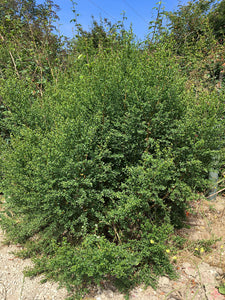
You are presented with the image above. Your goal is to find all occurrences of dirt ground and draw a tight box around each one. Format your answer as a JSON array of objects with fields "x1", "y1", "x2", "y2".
[{"x1": 0, "y1": 196, "x2": 225, "y2": 300}]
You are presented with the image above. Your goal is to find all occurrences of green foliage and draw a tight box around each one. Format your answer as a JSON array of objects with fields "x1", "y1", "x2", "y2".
[
  {"x1": 192, "y1": 239, "x2": 219, "y2": 256},
  {"x1": 166, "y1": 0, "x2": 225, "y2": 88},
  {"x1": 208, "y1": 0, "x2": 225, "y2": 42},
  {"x1": 24, "y1": 224, "x2": 175, "y2": 299},
  {"x1": 25, "y1": 236, "x2": 141, "y2": 296},
  {"x1": 168, "y1": 0, "x2": 214, "y2": 52},
  {"x1": 1, "y1": 40, "x2": 224, "y2": 297},
  {"x1": 0, "y1": 1, "x2": 225, "y2": 299},
  {"x1": 218, "y1": 283, "x2": 225, "y2": 295},
  {"x1": 0, "y1": 0, "x2": 62, "y2": 84}
]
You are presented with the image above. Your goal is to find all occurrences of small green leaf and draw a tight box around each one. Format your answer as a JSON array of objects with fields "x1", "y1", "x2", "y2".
[{"x1": 219, "y1": 285, "x2": 225, "y2": 295}]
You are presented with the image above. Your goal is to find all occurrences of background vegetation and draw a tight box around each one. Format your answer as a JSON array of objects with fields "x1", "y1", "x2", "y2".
[{"x1": 0, "y1": 0, "x2": 225, "y2": 299}]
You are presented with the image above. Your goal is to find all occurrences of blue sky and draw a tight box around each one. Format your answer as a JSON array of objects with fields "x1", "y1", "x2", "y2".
[{"x1": 36, "y1": 0, "x2": 188, "y2": 40}]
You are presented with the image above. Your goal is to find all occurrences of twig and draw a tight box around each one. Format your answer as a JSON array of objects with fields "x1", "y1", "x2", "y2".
[
  {"x1": 112, "y1": 223, "x2": 121, "y2": 244},
  {"x1": 151, "y1": 1, "x2": 162, "y2": 43},
  {"x1": 0, "y1": 33, "x2": 20, "y2": 78},
  {"x1": 9, "y1": 51, "x2": 20, "y2": 78},
  {"x1": 206, "y1": 187, "x2": 225, "y2": 199}
]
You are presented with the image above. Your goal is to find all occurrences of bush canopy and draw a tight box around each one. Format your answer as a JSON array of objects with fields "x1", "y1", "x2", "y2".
[{"x1": 0, "y1": 0, "x2": 225, "y2": 299}]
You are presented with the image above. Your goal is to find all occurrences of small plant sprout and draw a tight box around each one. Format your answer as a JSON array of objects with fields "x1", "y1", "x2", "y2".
[{"x1": 172, "y1": 256, "x2": 177, "y2": 262}]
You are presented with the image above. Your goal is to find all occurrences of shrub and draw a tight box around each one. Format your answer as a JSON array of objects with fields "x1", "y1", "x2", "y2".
[{"x1": 0, "y1": 39, "x2": 224, "y2": 298}]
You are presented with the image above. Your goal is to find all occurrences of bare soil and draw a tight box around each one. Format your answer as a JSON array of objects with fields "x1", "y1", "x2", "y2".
[{"x1": 0, "y1": 196, "x2": 225, "y2": 300}]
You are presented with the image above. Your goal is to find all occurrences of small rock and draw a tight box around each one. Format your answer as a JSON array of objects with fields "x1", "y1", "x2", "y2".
[
  {"x1": 158, "y1": 276, "x2": 170, "y2": 286},
  {"x1": 158, "y1": 276, "x2": 172, "y2": 294}
]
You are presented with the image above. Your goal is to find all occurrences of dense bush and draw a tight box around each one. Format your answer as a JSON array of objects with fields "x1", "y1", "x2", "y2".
[
  {"x1": 0, "y1": 1, "x2": 225, "y2": 299},
  {"x1": 0, "y1": 38, "x2": 224, "y2": 298}
]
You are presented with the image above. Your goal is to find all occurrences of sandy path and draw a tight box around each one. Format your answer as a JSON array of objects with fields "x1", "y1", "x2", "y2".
[{"x1": 0, "y1": 229, "x2": 68, "y2": 300}]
